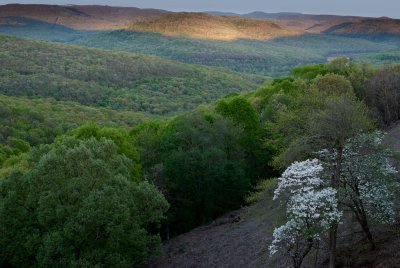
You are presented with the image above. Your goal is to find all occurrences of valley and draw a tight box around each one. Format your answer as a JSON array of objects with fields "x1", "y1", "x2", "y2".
[
  {"x1": 0, "y1": 35, "x2": 265, "y2": 115},
  {"x1": 1, "y1": 5, "x2": 400, "y2": 78},
  {"x1": 0, "y1": 3, "x2": 399, "y2": 268}
]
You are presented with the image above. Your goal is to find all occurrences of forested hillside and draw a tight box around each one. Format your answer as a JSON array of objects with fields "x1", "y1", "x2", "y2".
[
  {"x1": 1, "y1": 57, "x2": 400, "y2": 267},
  {"x1": 0, "y1": 35, "x2": 265, "y2": 114},
  {"x1": 0, "y1": 94, "x2": 151, "y2": 143},
  {"x1": 0, "y1": 4, "x2": 166, "y2": 30},
  {"x1": 128, "y1": 12, "x2": 299, "y2": 41},
  {"x1": 1, "y1": 24, "x2": 398, "y2": 77},
  {"x1": 1, "y1": 5, "x2": 400, "y2": 77},
  {"x1": 324, "y1": 17, "x2": 400, "y2": 36},
  {"x1": 0, "y1": 94, "x2": 154, "y2": 175},
  {"x1": 149, "y1": 59, "x2": 400, "y2": 267},
  {"x1": 73, "y1": 32, "x2": 400, "y2": 76},
  {"x1": 208, "y1": 11, "x2": 364, "y2": 33},
  {"x1": 0, "y1": 4, "x2": 399, "y2": 267}
]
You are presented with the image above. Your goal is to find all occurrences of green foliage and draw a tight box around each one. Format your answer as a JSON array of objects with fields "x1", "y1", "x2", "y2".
[
  {"x1": 0, "y1": 35, "x2": 265, "y2": 115},
  {"x1": 0, "y1": 137, "x2": 169, "y2": 267},
  {"x1": 216, "y1": 96, "x2": 277, "y2": 182},
  {"x1": 69, "y1": 124, "x2": 141, "y2": 181},
  {"x1": 1, "y1": 22, "x2": 400, "y2": 266},
  {"x1": 253, "y1": 78, "x2": 305, "y2": 113},
  {"x1": 245, "y1": 178, "x2": 278, "y2": 204},
  {"x1": 71, "y1": 32, "x2": 398, "y2": 77},
  {"x1": 8, "y1": 138, "x2": 30, "y2": 154},
  {"x1": 310, "y1": 73, "x2": 355, "y2": 98},
  {"x1": 291, "y1": 64, "x2": 328, "y2": 80},
  {"x1": 309, "y1": 97, "x2": 373, "y2": 149},
  {"x1": 0, "y1": 94, "x2": 150, "y2": 169},
  {"x1": 130, "y1": 121, "x2": 167, "y2": 187},
  {"x1": 353, "y1": 49, "x2": 400, "y2": 65},
  {"x1": 216, "y1": 96, "x2": 259, "y2": 133},
  {"x1": 2, "y1": 20, "x2": 399, "y2": 77},
  {"x1": 160, "y1": 113, "x2": 250, "y2": 233},
  {"x1": 256, "y1": 70, "x2": 374, "y2": 168}
]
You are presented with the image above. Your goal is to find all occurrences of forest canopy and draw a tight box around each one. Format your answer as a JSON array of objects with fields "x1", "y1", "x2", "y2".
[{"x1": 1, "y1": 53, "x2": 400, "y2": 267}]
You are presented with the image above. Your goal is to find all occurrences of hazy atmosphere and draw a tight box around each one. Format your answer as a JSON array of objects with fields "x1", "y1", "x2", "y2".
[{"x1": 0, "y1": 0, "x2": 399, "y2": 17}]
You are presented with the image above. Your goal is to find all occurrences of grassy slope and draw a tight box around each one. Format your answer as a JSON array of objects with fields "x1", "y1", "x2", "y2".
[{"x1": 0, "y1": 35, "x2": 266, "y2": 115}]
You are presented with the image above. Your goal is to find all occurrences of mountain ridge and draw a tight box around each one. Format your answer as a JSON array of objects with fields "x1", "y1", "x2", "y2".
[
  {"x1": 127, "y1": 12, "x2": 301, "y2": 41},
  {"x1": 324, "y1": 17, "x2": 400, "y2": 36},
  {"x1": 0, "y1": 4, "x2": 167, "y2": 30}
]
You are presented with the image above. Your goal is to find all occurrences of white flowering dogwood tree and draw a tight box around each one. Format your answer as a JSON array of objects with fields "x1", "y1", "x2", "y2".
[
  {"x1": 319, "y1": 131, "x2": 397, "y2": 248},
  {"x1": 270, "y1": 159, "x2": 341, "y2": 268}
]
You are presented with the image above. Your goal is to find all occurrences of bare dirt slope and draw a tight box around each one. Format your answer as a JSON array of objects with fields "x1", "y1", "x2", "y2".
[
  {"x1": 385, "y1": 122, "x2": 400, "y2": 151},
  {"x1": 148, "y1": 200, "x2": 282, "y2": 268},
  {"x1": 150, "y1": 200, "x2": 399, "y2": 267}
]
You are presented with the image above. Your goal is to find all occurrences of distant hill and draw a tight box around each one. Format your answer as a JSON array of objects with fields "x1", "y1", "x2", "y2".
[
  {"x1": 1, "y1": 4, "x2": 398, "y2": 38},
  {"x1": 244, "y1": 13, "x2": 364, "y2": 33},
  {"x1": 0, "y1": 4, "x2": 166, "y2": 30},
  {"x1": 0, "y1": 35, "x2": 266, "y2": 115},
  {"x1": 208, "y1": 11, "x2": 365, "y2": 33},
  {"x1": 128, "y1": 12, "x2": 301, "y2": 41},
  {"x1": 324, "y1": 17, "x2": 400, "y2": 36},
  {"x1": 0, "y1": 4, "x2": 399, "y2": 78}
]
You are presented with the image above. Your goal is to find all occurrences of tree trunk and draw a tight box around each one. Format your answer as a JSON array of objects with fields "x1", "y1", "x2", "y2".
[
  {"x1": 329, "y1": 146, "x2": 343, "y2": 268},
  {"x1": 352, "y1": 193, "x2": 376, "y2": 250},
  {"x1": 360, "y1": 217, "x2": 375, "y2": 250},
  {"x1": 329, "y1": 224, "x2": 337, "y2": 268}
]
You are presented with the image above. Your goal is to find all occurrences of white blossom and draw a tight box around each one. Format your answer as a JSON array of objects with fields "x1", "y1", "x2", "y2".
[
  {"x1": 270, "y1": 159, "x2": 341, "y2": 261},
  {"x1": 274, "y1": 159, "x2": 324, "y2": 200},
  {"x1": 322, "y1": 131, "x2": 397, "y2": 225}
]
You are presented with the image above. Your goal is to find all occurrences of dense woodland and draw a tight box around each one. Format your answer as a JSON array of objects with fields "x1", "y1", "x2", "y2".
[
  {"x1": 1, "y1": 18, "x2": 400, "y2": 77},
  {"x1": 1, "y1": 31, "x2": 400, "y2": 266},
  {"x1": 0, "y1": 35, "x2": 264, "y2": 115},
  {"x1": 0, "y1": 9, "x2": 400, "y2": 265}
]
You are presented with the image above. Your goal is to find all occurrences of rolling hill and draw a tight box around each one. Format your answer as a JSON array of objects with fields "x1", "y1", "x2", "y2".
[
  {"x1": 0, "y1": 23, "x2": 395, "y2": 77},
  {"x1": 208, "y1": 11, "x2": 365, "y2": 33},
  {"x1": 0, "y1": 4, "x2": 399, "y2": 78},
  {"x1": 70, "y1": 32, "x2": 396, "y2": 76},
  {"x1": 324, "y1": 17, "x2": 400, "y2": 36},
  {"x1": 128, "y1": 12, "x2": 301, "y2": 41},
  {"x1": 0, "y1": 4, "x2": 166, "y2": 30},
  {"x1": 209, "y1": 11, "x2": 400, "y2": 37},
  {"x1": 0, "y1": 35, "x2": 266, "y2": 115},
  {"x1": 1, "y1": 4, "x2": 399, "y2": 38}
]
